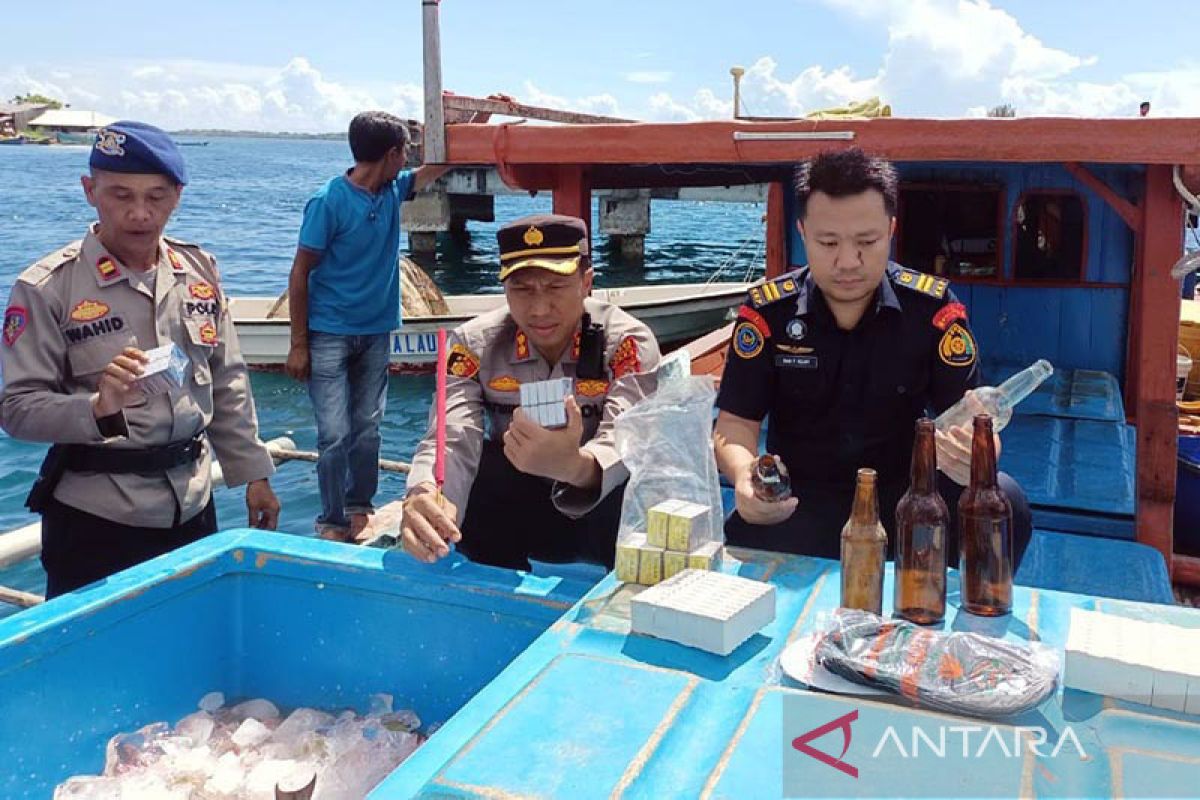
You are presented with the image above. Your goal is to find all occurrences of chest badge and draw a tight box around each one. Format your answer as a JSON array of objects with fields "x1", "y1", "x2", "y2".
[
  {"x1": 189, "y1": 282, "x2": 216, "y2": 300},
  {"x1": 575, "y1": 378, "x2": 609, "y2": 397},
  {"x1": 488, "y1": 375, "x2": 520, "y2": 392},
  {"x1": 70, "y1": 299, "x2": 110, "y2": 322},
  {"x1": 198, "y1": 321, "x2": 219, "y2": 345},
  {"x1": 785, "y1": 318, "x2": 807, "y2": 340}
]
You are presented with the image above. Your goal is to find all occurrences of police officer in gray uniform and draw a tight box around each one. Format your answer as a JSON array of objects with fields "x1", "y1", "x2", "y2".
[
  {"x1": 0, "y1": 121, "x2": 280, "y2": 597},
  {"x1": 403, "y1": 214, "x2": 660, "y2": 569}
]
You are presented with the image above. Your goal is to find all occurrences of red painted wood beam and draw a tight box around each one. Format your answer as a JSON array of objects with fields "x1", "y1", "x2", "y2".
[
  {"x1": 1175, "y1": 554, "x2": 1200, "y2": 588},
  {"x1": 552, "y1": 166, "x2": 592, "y2": 236},
  {"x1": 766, "y1": 182, "x2": 788, "y2": 279},
  {"x1": 446, "y1": 119, "x2": 1200, "y2": 168},
  {"x1": 1133, "y1": 164, "x2": 1184, "y2": 572},
  {"x1": 1064, "y1": 162, "x2": 1139, "y2": 230}
]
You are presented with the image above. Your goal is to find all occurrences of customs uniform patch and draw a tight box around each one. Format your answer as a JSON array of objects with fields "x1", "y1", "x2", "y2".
[
  {"x1": 733, "y1": 321, "x2": 765, "y2": 359},
  {"x1": 785, "y1": 318, "x2": 806, "y2": 341},
  {"x1": 736, "y1": 305, "x2": 770, "y2": 337},
  {"x1": 938, "y1": 322, "x2": 977, "y2": 367},
  {"x1": 447, "y1": 343, "x2": 481, "y2": 379}
]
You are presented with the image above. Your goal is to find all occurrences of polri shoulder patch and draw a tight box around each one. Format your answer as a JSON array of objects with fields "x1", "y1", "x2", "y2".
[
  {"x1": 747, "y1": 273, "x2": 802, "y2": 309},
  {"x1": 894, "y1": 267, "x2": 949, "y2": 300},
  {"x1": 446, "y1": 342, "x2": 481, "y2": 379}
]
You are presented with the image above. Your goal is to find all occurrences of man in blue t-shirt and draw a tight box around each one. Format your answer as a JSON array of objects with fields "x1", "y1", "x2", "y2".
[{"x1": 285, "y1": 110, "x2": 445, "y2": 540}]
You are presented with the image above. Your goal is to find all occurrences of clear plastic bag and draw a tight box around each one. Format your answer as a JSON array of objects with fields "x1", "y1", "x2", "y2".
[
  {"x1": 613, "y1": 375, "x2": 724, "y2": 547},
  {"x1": 812, "y1": 608, "x2": 1060, "y2": 718}
]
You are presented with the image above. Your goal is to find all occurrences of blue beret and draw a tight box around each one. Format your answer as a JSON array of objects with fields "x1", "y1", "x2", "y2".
[{"x1": 89, "y1": 120, "x2": 188, "y2": 185}]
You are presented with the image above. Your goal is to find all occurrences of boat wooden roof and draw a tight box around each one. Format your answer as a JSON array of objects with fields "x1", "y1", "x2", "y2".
[{"x1": 446, "y1": 117, "x2": 1200, "y2": 171}]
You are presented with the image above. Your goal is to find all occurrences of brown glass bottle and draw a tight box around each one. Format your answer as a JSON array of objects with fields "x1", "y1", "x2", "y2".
[
  {"x1": 840, "y1": 468, "x2": 888, "y2": 614},
  {"x1": 959, "y1": 414, "x2": 1014, "y2": 616},
  {"x1": 894, "y1": 419, "x2": 949, "y2": 624}
]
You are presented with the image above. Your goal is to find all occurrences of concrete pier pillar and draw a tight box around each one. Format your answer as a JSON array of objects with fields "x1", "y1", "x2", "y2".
[{"x1": 600, "y1": 190, "x2": 650, "y2": 265}]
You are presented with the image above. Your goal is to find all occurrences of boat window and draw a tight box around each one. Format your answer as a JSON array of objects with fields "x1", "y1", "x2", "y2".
[
  {"x1": 1013, "y1": 193, "x2": 1086, "y2": 281},
  {"x1": 897, "y1": 187, "x2": 1001, "y2": 280}
]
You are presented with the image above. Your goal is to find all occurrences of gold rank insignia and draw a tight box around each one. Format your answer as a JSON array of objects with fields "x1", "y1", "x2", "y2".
[
  {"x1": 95, "y1": 256, "x2": 119, "y2": 282},
  {"x1": 748, "y1": 273, "x2": 803, "y2": 309},
  {"x1": 895, "y1": 267, "x2": 948, "y2": 299},
  {"x1": 523, "y1": 226, "x2": 544, "y2": 247}
]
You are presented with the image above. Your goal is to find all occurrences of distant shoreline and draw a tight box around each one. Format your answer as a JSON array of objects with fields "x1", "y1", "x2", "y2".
[{"x1": 170, "y1": 129, "x2": 346, "y2": 141}]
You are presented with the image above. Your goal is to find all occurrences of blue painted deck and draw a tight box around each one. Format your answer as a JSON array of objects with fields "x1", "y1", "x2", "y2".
[
  {"x1": 386, "y1": 545, "x2": 1200, "y2": 799},
  {"x1": 2, "y1": 531, "x2": 1192, "y2": 798}
]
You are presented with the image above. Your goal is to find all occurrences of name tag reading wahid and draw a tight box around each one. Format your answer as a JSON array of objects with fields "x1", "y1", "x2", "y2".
[{"x1": 135, "y1": 344, "x2": 190, "y2": 395}]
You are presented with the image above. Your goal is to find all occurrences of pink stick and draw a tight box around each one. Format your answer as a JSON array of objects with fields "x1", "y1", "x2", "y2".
[{"x1": 435, "y1": 328, "x2": 448, "y2": 488}]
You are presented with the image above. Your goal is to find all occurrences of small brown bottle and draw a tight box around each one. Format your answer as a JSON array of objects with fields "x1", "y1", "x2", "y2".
[
  {"x1": 894, "y1": 419, "x2": 949, "y2": 624},
  {"x1": 959, "y1": 414, "x2": 1014, "y2": 616},
  {"x1": 751, "y1": 454, "x2": 792, "y2": 502},
  {"x1": 840, "y1": 468, "x2": 888, "y2": 614}
]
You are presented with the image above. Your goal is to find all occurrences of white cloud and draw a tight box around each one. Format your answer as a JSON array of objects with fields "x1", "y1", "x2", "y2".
[
  {"x1": 624, "y1": 71, "x2": 673, "y2": 84},
  {"x1": 0, "y1": 58, "x2": 422, "y2": 132},
  {"x1": 519, "y1": 81, "x2": 624, "y2": 119}
]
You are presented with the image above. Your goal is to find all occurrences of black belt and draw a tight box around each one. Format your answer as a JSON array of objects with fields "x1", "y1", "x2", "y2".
[{"x1": 63, "y1": 433, "x2": 206, "y2": 475}]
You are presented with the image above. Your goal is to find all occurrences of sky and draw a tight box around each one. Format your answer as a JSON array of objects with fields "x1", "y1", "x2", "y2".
[{"x1": 3, "y1": 0, "x2": 1199, "y2": 132}]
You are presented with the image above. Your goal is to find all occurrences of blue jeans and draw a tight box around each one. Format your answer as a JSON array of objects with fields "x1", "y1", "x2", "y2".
[{"x1": 308, "y1": 331, "x2": 390, "y2": 532}]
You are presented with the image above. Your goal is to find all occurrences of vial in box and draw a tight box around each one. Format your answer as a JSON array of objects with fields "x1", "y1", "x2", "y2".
[
  {"x1": 615, "y1": 534, "x2": 644, "y2": 583},
  {"x1": 136, "y1": 343, "x2": 190, "y2": 396},
  {"x1": 687, "y1": 541, "x2": 723, "y2": 571},
  {"x1": 646, "y1": 500, "x2": 680, "y2": 548},
  {"x1": 663, "y1": 550, "x2": 687, "y2": 580},
  {"x1": 637, "y1": 544, "x2": 664, "y2": 585},
  {"x1": 668, "y1": 502, "x2": 709, "y2": 552}
]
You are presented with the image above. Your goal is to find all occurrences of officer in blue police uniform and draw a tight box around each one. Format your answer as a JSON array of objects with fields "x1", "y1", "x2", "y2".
[{"x1": 713, "y1": 149, "x2": 1032, "y2": 563}]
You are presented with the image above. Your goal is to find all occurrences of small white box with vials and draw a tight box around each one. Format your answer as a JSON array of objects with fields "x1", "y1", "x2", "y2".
[
  {"x1": 630, "y1": 569, "x2": 775, "y2": 656},
  {"x1": 519, "y1": 377, "x2": 573, "y2": 429},
  {"x1": 135, "y1": 343, "x2": 190, "y2": 396}
]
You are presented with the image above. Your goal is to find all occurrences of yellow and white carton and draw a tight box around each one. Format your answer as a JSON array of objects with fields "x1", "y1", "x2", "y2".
[
  {"x1": 646, "y1": 500, "x2": 682, "y2": 549},
  {"x1": 687, "y1": 541, "x2": 724, "y2": 572},
  {"x1": 668, "y1": 501, "x2": 710, "y2": 552},
  {"x1": 637, "y1": 543, "x2": 665, "y2": 585},
  {"x1": 663, "y1": 550, "x2": 688, "y2": 581},
  {"x1": 616, "y1": 533, "x2": 645, "y2": 583}
]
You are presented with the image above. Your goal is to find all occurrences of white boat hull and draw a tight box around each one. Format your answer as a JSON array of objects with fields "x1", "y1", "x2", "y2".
[{"x1": 231, "y1": 282, "x2": 750, "y2": 372}]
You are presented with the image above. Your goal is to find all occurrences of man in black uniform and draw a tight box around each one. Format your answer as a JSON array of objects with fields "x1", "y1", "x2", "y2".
[{"x1": 713, "y1": 148, "x2": 1032, "y2": 563}]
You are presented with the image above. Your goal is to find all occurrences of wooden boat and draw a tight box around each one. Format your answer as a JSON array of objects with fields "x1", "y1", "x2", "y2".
[{"x1": 231, "y1": 281, "x2": 751, "y2": 371}]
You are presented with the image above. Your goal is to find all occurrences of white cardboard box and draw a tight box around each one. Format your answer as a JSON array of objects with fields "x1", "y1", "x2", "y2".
[{"x1": 630, "y1": 569, "x2": 776, "y2": 656}]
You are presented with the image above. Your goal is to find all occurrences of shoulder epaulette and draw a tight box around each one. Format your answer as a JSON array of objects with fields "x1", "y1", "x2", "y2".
[
  {"x1": 18, "y1": 242, "x2": 81, "y2": 286},
  {"x1": 163, "y1": 234, "x2": 198, "y2": 249},
  {"x1": 893, "y1": 267, "x2": 949, "y2": 300},
  {"x1": 748, "y1": 273, "x2": 803, "y2": 309}
]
